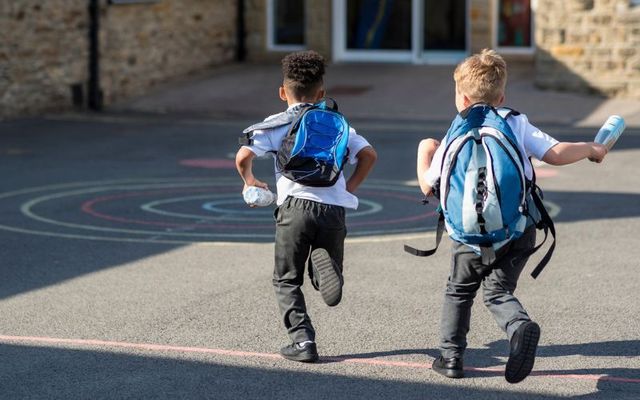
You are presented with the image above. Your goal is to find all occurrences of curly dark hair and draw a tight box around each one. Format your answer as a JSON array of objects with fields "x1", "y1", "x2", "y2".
[{"x1": 281, "y1": 50, "x2": 326, "y2": 100}]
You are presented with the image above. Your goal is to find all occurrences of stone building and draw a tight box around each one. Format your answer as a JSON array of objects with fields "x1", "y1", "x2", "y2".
[
  {"x1": 535, "y1": 0, "x2": 640, "y2": 98},
  {"x1": 1, "y1": 0, "x2": 237, "y2": 119},
  {"x1": 247, "y1": 0, "x2": 640, "y2": 98},
  {"x1": 1, "y1": 0, "x2": 639, "y2": 119}
]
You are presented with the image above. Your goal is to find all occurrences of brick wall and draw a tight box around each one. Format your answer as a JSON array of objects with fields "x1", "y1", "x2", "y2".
[
  {"x1": 1, "y1": 0, "x2": 237, "y2": 119},
  {"x1": 535, "y1": 0, "x2": 640, "y2": 98}
]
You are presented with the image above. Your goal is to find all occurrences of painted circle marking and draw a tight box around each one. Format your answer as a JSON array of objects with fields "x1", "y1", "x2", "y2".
[{"x1": 0, "y1": 178, "x2": 443, "y2": 243}]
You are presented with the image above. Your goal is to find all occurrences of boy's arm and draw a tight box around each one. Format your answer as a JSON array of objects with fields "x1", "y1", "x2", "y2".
[
  {"x1": 346, "y1": 146, "x2": 377, "y2": 193},
  {"x1": 417, "y1": 139, "x2": 440, "y2": 196},
  {"x1": 235, "y1": 147, "x2": 269, "y2": 191},
  {"x1": 542, "y1": 142, "x2": 608, "y2": 165}
]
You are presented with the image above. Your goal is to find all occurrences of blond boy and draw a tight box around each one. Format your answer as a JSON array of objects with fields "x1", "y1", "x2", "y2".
[{"x1": 417, "y1": 49, "x2": 607, "y2": 382}]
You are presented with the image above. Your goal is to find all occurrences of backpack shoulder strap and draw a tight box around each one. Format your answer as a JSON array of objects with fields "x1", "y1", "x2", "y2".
[
  {"x1": 239, "y1": 104, "x2": 311, "y2": 145},
  {"x1": 497, "y1": 107, "x2": 521, "y2": 120},
  {"x1": 318, "y1": 97, "x2": 339, "y2": 111},
  {"x1": 512, "y1": 186, "x2": 556, "y2": 278}
]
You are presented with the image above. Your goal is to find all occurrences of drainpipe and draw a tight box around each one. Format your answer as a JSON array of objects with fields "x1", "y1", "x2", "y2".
[
  {"x1": 236, "y1": 0, "x2": 246, "y2": 62},
  {"x1": 88, "y1": 0, "x2": 103, "y2": 110}
]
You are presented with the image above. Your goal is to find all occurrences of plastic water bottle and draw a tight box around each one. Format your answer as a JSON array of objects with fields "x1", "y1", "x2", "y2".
[
  {"x1": 243, "y1": 186, "x2": 276, "y2": 207},
  {"x1": 595, "y1": 115, "x2": 625, "y2": 150}
]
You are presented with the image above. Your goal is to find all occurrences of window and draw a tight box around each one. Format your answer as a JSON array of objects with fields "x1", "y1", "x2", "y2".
[
  {"x1": 267, "y1": 0, "x2": 306, "y2": 50},
  {"x1": 495, "y1": 0, "x2": 534, "y2": 53},
  {"x1": 346, "y1": 0, "x2": 412, "y2": 50}
]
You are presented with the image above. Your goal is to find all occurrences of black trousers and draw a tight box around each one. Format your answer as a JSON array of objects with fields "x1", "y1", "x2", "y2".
[
  {"x1": 440, "y1": 225, "x2": 537, "y2": 359},
  {"x1": 273, "y1": 196, "x2": 346, "y2": 343}
]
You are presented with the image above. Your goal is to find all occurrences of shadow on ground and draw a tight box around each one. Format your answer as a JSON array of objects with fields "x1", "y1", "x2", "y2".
[{"x1": 1, "y1": 343, "x2": 637, "y2": 400}]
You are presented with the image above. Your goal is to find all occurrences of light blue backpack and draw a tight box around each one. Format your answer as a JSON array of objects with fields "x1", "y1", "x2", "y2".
[{"x1": 405, "y1": 104, "x2": 555, "y2": 278}]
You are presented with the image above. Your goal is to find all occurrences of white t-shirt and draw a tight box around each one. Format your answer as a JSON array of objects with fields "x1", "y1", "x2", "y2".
[
  {"x1": 423, "y1": 112, "x2": 559, "y2": 186},
  {"x1": 243, "y1": 105, "x2": 371, "y2": 209}
]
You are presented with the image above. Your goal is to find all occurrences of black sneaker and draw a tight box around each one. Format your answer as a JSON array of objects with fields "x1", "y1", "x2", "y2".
[
  {"x1": 505, "y1": 321, "x2": 541, "y2": 384},
  {"x1": 280, "y1": 342, "x2": 319, "y2": 363},
  {"x1": 310, "y1": 248, "x2": 343, "y2": 307},
  {"x1": 432, "y1": 356, "x2": 464, "y2": 379}
]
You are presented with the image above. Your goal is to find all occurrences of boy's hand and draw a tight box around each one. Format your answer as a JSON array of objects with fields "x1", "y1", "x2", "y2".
[
  {"x1": 243, "y1": 178, "x2": 269, "y2": 193},
  {"x1": 242, "y1": 178, "x2": 269, "y2": 209},
  {"x1": 422, "y1": 184, "x2": 434, "y2": 197},
  {"x1": 588, "y1": 143, "x2": 608, "y2": 163}
]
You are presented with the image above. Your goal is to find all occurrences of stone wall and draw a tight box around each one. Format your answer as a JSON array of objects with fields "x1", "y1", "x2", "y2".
[
  {"x1": 102, "y1": 0, "x2": 236, "y2": 104},
  {"x1": 0, "y1": 1, "x2": 89, "y2": 118},
  {"x1": 470, "y1": 0, "x2": 493, "y2": 52},
  {"x1": 535, "y1": 0, "x2": 640, "y2": 98},
  {"x1": 245, "y1": 0, "x2": 332, "y2": 63},
  {"x1": 1, "y1": 0, "x2": 237, "y2": 119}
]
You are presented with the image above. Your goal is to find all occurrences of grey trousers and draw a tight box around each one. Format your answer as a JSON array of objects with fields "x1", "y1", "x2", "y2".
[
  {"x1": 440, "y1": 225, "x2": 537, "y2": 359},
  {"x1": 273, "y1": 196, "x2": 346, "y2": 343}
]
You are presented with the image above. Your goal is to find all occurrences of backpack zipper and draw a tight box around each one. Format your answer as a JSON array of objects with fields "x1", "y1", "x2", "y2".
[{"x1": 481, "y1": 133, "x2": 526, "y2": 208}]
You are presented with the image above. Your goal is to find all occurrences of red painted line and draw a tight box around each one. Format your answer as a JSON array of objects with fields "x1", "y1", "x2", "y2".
[
  {"x1": 0, "y1": 335, "x2": 638, "y2": 384},
  {"x1": 0, "y1": 335, "x2": 280, "y2": 360},
  {"x1": 80, "y1": 188, "x2": 273, "y2": 230}
]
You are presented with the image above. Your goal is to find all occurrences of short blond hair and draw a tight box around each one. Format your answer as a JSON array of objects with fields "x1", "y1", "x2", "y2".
[{"x1": 454, "y1": 49, "x2": 507, "y2": 105}]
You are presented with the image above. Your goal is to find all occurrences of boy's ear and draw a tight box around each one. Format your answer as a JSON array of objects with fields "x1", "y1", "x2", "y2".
[
  {"x1": 317, "y1": 88, "x2": 326, "y2": 100},
  {"x1": 463, "y1": 93, "x2": 473, "y2": 108},
  {"x1": 279, "y1": 86, "x2": 288, "y2": 102}
]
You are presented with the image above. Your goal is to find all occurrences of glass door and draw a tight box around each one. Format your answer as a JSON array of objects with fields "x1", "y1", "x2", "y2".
[
  {"x1": 422, "y1": 0, "x2": 467, "y2": 64},
  {"x1": 334, "y1": 0, "x2": 413, "y2": 62},
  {"x1": 333, "y1": 0, "x2": 468, "y2": 64},
  {"x1": 493, "y1": 0, "x2": 534, "y2": 54},
  {"x1": 267, "y1": 0, "x2": 306, "y2": 51}
]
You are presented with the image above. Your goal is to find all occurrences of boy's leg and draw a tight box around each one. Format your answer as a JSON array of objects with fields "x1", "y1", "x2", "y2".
[
  {"x1": 439, "y1": 242, "x2": 485, "y2": 360},
  {"x1": 313, "y1": 204, "x2": 346, "y2": 267},
  {"x1": 309, "y1": 203, "x2": 346, "y2": 306},
  {"x1": 273, "y1": 197, "x2": 317, "y2": 344},
  {"x1": 481, "y1": 226, "x2": 536, "y2": 339},
  {"x1": 482, "y1": 225, "x2": 540, "y2": 383}
]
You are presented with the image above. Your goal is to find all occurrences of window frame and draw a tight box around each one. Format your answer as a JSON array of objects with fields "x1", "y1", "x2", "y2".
[{"x1": 266, "y1": 0, "x2": 307, "y2": 51}]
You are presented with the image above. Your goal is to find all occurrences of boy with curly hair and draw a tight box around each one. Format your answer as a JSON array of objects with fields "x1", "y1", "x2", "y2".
[{"x1": 236, "y1": 50, "x2": 377, "y2": 362}]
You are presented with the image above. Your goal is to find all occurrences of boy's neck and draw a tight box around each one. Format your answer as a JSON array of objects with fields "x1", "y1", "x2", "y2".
[{"x1": 287, "y1": 97, "x2": 317, "y2": 106}]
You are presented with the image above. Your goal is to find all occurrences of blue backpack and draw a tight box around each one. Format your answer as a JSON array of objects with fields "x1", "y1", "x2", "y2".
[
  {"x1": 276, "y1": 98, "x2": 350, "y2": 187},
  {"x1": 405, "y1": 104, "x2": 556, "y2": 279}
]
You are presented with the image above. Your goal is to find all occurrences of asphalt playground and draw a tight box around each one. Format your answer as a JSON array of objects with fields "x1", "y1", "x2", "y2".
[{"x1": 0, "y1": 63, "x2": 639, "y2": 399}]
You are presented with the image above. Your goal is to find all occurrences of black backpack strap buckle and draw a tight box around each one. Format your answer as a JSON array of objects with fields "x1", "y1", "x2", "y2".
[{"x1": 238, "y1": 132, "x2": 253, "y2": 146}]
